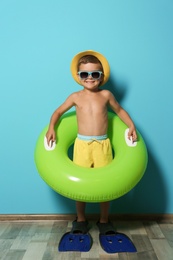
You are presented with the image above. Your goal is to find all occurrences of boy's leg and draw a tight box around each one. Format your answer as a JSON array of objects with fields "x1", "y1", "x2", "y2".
[
  {"x1": 93, "y1": 139, "x2": 112, "y2": 223},
  {"x1": 76, "y1": 201, "x2": 86, "y2": 222},
  {"x1": 99, "y1": 201, "x2": 110, "y2": 223}
]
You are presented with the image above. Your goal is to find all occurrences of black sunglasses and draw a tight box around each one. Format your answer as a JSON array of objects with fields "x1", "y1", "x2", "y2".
[{"x1": 78, "y1": 71, "x2": 103, "y2": 80}]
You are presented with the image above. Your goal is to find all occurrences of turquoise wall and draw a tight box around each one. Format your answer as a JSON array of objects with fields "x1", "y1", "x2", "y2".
[{"x1": 0, "y1": 0, "x2": 173, "y2": 214}]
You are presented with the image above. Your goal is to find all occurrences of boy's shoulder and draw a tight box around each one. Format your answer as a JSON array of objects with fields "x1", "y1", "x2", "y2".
[
  {"x1": 68, "y1": 90, "x2": 83, "y2": 100},
  {"x1": 100, "y1": 89, "x2": 112, "y2": 96},
  {"x1": 71, "y1": 90, "x2": 83, "y2": 96}
]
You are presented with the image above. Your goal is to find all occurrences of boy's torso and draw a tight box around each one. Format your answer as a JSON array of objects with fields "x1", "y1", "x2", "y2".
[{"x1": 74, "y1": 89, "x2": 109, "y2": 136}]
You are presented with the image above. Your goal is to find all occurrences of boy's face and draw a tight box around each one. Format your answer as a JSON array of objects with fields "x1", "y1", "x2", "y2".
[{"x1": 77, "y1": 63, "x2": 103, "y2": 91}]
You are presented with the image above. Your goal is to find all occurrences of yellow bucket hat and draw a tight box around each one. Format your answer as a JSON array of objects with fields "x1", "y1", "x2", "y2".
[{"x1": 70, "y1": 50, "x2": 110, "y2": 86}]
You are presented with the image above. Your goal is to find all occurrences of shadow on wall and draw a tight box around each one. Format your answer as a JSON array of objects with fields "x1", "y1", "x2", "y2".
[
  {"x1": 106, "y1": 77, "x2": 168, "y2": 214},
  {"x1": 49, "y1": 77, "x2": 167, "y2": 215},
  {"x1": 49, "y1": 190, "x2": 76, "y2": 214}
]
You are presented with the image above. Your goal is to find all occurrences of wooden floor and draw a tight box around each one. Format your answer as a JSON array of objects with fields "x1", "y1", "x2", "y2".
[{"x1": 0, "y1": 219, "x2": 173, "y2": 260}]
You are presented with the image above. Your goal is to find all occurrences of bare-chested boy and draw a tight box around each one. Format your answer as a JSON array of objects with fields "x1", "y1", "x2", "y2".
[{"x1": 46, "y1": 50, "x2": 137, "y2": 233}]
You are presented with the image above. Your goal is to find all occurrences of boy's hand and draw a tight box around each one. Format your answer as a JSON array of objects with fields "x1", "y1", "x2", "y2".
[
  {"x1": 128, "y1": 127, "x2": 137, "y2": 142},
  {"x1": 46, "y1": 129, "x2": 56, "y2": 147}
]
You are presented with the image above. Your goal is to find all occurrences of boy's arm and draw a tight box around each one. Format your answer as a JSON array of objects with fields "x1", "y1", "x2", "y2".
[
  {"x1": 46, "y1": 93, "x2": 76, "y2": 145},
  {"x1": 107, "y1": 91, "x2": 137, "y2": 141}
]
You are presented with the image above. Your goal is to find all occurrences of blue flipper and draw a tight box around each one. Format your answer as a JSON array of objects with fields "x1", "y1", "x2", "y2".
[
  {"x1": 58, "y1": 232, "x2": 92, "y2": 252},
  {"x1": 58, "y1": 220, "x2": 92, "y2": 252},
  {"x1": 97, "y1": 221, "x2": 136, "y2": 254},
  {"x1": 99, "y1": 232, "x2": 137, "y2": 254}
]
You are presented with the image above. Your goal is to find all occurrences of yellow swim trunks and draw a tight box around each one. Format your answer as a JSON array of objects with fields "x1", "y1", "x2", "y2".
[{"x1": 73, "y1": 134, "x2": 113, "y2": 168}]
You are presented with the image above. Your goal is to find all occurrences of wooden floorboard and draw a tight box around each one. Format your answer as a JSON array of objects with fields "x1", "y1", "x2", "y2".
[{"x1": 0, "y1": 220, "x2": 172, "y2": 260}]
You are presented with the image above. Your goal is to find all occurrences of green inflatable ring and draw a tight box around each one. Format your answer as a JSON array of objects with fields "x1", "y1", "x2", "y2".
[{"x1": 34, "y1": 111, "x2": 148, "y2": 202}]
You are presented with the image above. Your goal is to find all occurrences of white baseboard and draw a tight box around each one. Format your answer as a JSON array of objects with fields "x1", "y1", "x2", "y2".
[{"x1": 0, "y1": 214, "x2": 173, "y2": 221}]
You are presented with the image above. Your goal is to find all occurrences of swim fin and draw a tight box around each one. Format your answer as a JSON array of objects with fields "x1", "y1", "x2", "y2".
[
  {"x1": 99, "y1": 232, "x2": 137, "y2": 254},
  {"x1": 58, "y1": 232, "x2": 92, "y2": 252},
  {"x1": 97, "y1": 221, "x2": 136, "y2": 254},
  {"x1": 58, "y1": 219, "x2": 92, "y2": 252}
]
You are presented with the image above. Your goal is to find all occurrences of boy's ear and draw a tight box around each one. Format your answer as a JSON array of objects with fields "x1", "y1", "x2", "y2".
[
  {"x1": 77, "y1": 73, "x2": 81, "y2": 82},
  {"x1": 99, "y1": 74, "x2": 104, "y2": 86},
  {"x1": 100, "y1": 74, "x2": 104, "y2": 82}
]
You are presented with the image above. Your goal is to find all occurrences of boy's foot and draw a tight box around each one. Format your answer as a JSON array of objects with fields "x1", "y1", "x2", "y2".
[
  {"x1": 97, "y1": 220, "x2": 116, "y2": 235},
  {"x1": 58, "y1": 219, "x2": 92, "y2": 252},
  {"x1": 97, "y1": 221, "x2": 137, "y2": 254},
  {"x1": 71, "y1": 219, "x2": 89, "y2": 234}
]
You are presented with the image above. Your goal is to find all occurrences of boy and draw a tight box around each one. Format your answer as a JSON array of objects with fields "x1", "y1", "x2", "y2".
[{"x1": 46, "y1": 50, "x2": 137, "y2": 233}]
